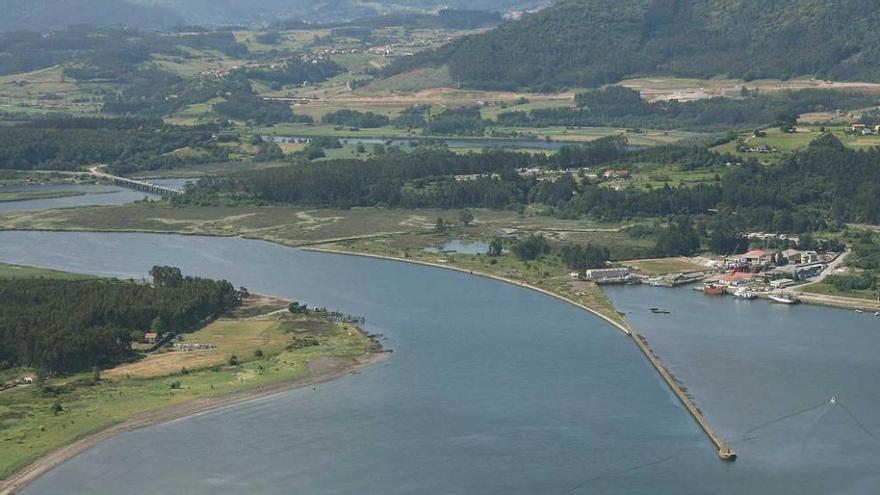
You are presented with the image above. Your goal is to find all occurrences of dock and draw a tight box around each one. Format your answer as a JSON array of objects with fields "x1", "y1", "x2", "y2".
[{"x1": 630, "y1": 331, "x2": 736, "y2": 460}]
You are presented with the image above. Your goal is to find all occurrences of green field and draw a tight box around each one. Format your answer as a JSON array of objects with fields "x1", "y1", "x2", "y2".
[
  {"x1": 799, "y1": 280, "x2": 880, "y2": 301},
  {"x1": 624, "y1": 257, "x2": 707, "y2": 275},
  {"x1": 0, "y1": 203, "x2": 640, "y2": 250},
  {"x1": 0, "y1": 263, "x2": 95, "y2": 280},
  {"x1": 0, "y1": 311, "x2": 378, "y2": 479},
  {"x1": 713, "y1": 125, "x2": 880, "y2": 159}
]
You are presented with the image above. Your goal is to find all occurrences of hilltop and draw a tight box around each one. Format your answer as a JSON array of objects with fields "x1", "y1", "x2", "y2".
[{"x1": 388, "y1": 0, "x2": 880, "y2": 90}]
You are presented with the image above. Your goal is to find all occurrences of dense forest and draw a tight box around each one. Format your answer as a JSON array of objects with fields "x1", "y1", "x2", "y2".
[
  {"x1": 0, "y1": 267, "x2": 240, "y2": 373},
  {"x1": 239, "y1": 58, "x2": 344, "y2": 87},
  {"x1": 213, "y1": 93, "x2": 312, "y2": 125},
  {"x1": 389, "y1": 0, "x2": 880, "y2": 90},
  {"x1": 0, "y1": 117, "x2": 228, "y2": 173},
  {"x1": 183, "y1": 133, "x2": 880, "y2": 233},
  {"x1": 322, "y1": 109, "x2": 390, "y2": 128}
]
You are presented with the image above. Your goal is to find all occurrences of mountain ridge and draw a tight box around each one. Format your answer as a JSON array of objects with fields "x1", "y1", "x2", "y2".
[{"x1": 388, "y1": 0, "x2": 880, "y2": 90}]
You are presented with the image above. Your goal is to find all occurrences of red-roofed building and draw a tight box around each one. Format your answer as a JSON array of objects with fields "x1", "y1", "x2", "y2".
[
  {"x1": 722, "y1": 271, "x2": 754, "y2": 286},
  {"x1": 143, "y1": 332, "x2": 159, "y2": 344},
  {"x1": 742, "y1": 249, "x2": 776, "y2": 265}
]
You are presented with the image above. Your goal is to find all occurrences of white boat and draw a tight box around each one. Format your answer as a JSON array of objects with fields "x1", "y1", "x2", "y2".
[
  {"x1": 732, "y1": 288, "x2": 756, "y2": 300},
  {"x1": 855, "y1": 310, "x2": 864, "y2": 314},
  {"x1": 875, "y1": 312, "x2": 880, "y2": 317},
  {"x1": 769, "y1": 293, "x2": 800, "y2": 304}
]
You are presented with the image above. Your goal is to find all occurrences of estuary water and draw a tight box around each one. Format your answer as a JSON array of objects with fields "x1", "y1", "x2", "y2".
[
  {"x1": 0, "y1": 231, "x2": 878, "y2": 494},
  {"x1": 0, "y1": 184, "x2": 156, "y2": 214}
]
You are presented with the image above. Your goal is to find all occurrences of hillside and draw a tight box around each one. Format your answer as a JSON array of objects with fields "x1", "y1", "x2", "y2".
[{"x1": 388, "y1": 0, "x2": 880, "y2": 90}]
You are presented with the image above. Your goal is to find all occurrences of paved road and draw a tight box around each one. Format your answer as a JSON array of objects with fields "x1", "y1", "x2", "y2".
[{"x1": 796, "y1": 249, "x2": 850, "y2": 288}]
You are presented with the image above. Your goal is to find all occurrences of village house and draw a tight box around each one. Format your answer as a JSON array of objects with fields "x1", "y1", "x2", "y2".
[
  {"x1": 722, "y1": 271, "x2": 754, "y2": 287},
  {"x1": 741, "y1": 249, "x2": 776, "y2": 265},
  {"x1": 603, "y1": 170, "x2": 631, "y2": 179},
  {"x1": 849, "y1": 124, "x2": 875, "y2": 135},
  {"x1": 769, "y1": 278, "x2": 796, "y2": 289},
  {"x1": 782, "y1": 248, "x2": 803, "y2": 264},
  {"x1": 143, "y1": 332, "x2": 159, "y2": 344},
  {"x1": 779, "y1": 249, "x2": 823, "y2": 266},
  {"x1": 801, "y1": 250, "x2": 819, "y2": 264},
  {"x1": 770, "y1": 262, "x2": 825, "y2": 281}
]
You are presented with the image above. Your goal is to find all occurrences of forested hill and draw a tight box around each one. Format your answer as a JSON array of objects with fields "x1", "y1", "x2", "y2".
[{"x1": 389, "y1": 0, "x2": 880, "y2": 90}]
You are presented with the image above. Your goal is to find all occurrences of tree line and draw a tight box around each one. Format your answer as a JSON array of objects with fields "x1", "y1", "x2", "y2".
[
  {"x1": 496, "y1": 87, "x2": 878, "y2": 131},
  {"x1": 182, "y1": 132, "x2": 880, "y2": 234},
  {"x1": 0, "y1": 118, "x2": 229, "y2": 173},
  {"x1": 0, "y1": 267, "x2": 240, "y2": 373}
]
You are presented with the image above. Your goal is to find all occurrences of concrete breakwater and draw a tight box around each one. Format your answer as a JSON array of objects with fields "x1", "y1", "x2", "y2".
[
  {"x1": 630, "y1": 332, "x2": 736, "y2": 460},
  {"x1": 304, "y1": 246, "x2": 736, "y2": 460}
]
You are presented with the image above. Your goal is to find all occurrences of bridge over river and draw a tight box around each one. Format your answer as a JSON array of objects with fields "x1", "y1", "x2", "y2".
[{"x1": 87, "y1": 167, "x2": 184, "y2": 198}]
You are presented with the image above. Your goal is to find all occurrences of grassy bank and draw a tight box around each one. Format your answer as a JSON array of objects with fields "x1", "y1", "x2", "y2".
[
  {"x1": 0, "y1": 203, "x2": 650, "y2": 328},
  {"x1": 798, "y1": 281, "x2": 880, "y2": 301},
  {"x1": 0, "y1": 263, "x2": 383, "y2": 484},
  {"x1": 0, "y1": 263, "x2": 96, "y2": 280},
  {"x1": 0, "y1": 309, "x2": 381, "y2": 481},
  {"x1": 0, "y1": 203, "x2": 650, "y2": 255},
  {"x1": 0, "y1": 190, "x2": 85, "y2": 203}
]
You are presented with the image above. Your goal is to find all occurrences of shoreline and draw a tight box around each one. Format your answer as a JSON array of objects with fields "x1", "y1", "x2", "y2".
[
  {"x1": 303, "y1": 245, "x2": 737, "y2": 459},
  {"x1": 303, "y1": 245, "x2": 633, "y2": 336},
  {"x1": 0, "y1": 228, "x2": 739, "y2": 489},
  {"x1": 0, "y1": 302, "x2": 388, "y2": 495}
]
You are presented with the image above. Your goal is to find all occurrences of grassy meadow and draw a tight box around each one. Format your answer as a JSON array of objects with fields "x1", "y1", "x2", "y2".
[{"x1": 0, "y1": 308, "x2": 379, "y2": 479}]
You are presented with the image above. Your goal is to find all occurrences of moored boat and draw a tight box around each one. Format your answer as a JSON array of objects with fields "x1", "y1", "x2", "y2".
[
  {"x1": 732, "y1": 288, "x2": 756, "y2": 300},
  {"x1": 769, "y1": 293, "x2": 800, "y2": 304},
  {"x1": 702, "y1": 283, "x2": 725, "y2": 295}
]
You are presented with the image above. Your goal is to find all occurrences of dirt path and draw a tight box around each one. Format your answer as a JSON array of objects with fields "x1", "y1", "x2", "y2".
[{"x1": 0, "y1": 352, "x2": 387, "y2": 495}]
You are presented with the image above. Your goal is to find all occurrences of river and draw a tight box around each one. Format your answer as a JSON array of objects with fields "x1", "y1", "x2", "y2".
[
  {"x1": 0, "y1": 231, "x2": 878, "y2": 494},
  {"x1": 0, "y1": 184, "x2": 157, "y2": 214}
]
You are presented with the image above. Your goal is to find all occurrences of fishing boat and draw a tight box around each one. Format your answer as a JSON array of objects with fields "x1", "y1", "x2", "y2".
[
  {"x1": 875, "y1": 312, "x2": 880, "y2": 317},
  {"x1": 702, "y1": 283, "x2": 725, "y2": 295},
  {"x1": 769, "y1": 293, "x2": 800, "y2": 304},
  {"x1": 732, "y1": 288, "x2": 756, "y2": 300},
  {"x1": 650, "y1": 308, "x2": 671, "y2": 314},
  {"x1": 855, "y1": 310, "x2": 864, "y2": 314}
]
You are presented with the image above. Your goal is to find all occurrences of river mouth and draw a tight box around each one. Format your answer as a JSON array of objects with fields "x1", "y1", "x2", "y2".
[{"x1": 2, "y1": 231, "x2": 879, "y2": 494}]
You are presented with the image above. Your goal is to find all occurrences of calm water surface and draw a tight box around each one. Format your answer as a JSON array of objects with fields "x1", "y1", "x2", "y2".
[
  {"x1": 0, "y1": 184, "x2": 156, "y2": 213},
  {"x1": 423, "y1": 239, "x2": 491, "y2": 254},
  {"x1": 0, "y1": 231, "x2": 878, "y2": 494}
]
